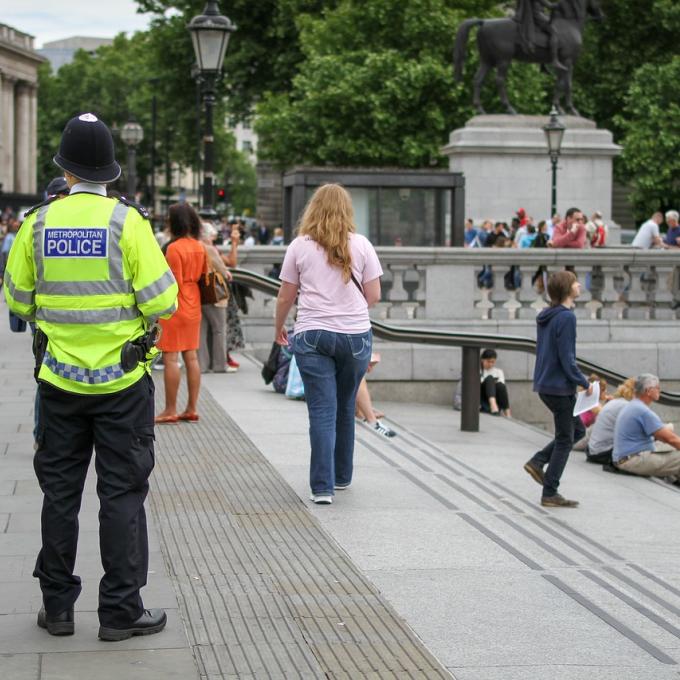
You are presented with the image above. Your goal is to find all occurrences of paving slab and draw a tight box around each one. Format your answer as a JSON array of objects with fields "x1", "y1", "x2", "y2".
[
  {"x1": 207, "y1": 354, "x2": 680, "y2": 679},
  {"x1": 40, "y1": 648, "x2": 198, "y2": 680},
  {"x1": 0, "y1": 653, "x2": 40, "y2": 680}
]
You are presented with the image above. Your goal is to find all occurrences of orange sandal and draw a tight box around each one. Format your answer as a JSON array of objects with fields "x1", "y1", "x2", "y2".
[
  {"x1": 155, "y1": 414, "x2": 179, "y2": 424},
  {"x1": 177, "y1": 412, "x2": 200, "y2": 422}
]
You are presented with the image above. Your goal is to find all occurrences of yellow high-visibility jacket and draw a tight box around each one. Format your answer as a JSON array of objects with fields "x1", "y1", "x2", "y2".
[{"x1": 4, "y1": 192, "x2": 178, "y2": 394}]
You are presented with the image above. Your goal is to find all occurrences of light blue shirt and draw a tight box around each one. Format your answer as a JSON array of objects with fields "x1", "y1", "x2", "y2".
[
  {"x1": 1, "y1": 232, "x2": 15, "y2": 254},
  {"x1": 612, "y1": 398, "x2": 663, "y2": 461}
]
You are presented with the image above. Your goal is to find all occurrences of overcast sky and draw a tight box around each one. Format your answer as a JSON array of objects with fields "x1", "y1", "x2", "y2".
[{"x1": 2, "y1": 1, "x2": 156, "y2": 48}]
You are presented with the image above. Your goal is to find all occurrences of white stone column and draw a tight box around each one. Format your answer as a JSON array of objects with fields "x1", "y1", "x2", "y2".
[
  {"x1": 14, "y1": 82, "x2": 32, "y2": 194},
  {"x1": 1, "y1": 74, "x2": 16, "y2": 192}
]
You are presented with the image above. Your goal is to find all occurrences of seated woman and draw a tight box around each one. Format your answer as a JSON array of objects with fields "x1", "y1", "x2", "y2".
[
  {"x1": 355, "y1": 353, "x2": 396, "y2": 437},
  {"x1": 585, "y1": 377, "x2": 635, "y2": 464},
  {"x1": 480, "y1": 349, "x2": 511, "y2": 417}
]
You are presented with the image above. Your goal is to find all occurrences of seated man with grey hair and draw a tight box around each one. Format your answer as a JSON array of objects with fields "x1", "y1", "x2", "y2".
[
  {"x1": 663, "y1": 210, "x2": 680, "y2": 249},
  {"x1": 613, "y1": 374, "x2": 680, "y2": 479}
]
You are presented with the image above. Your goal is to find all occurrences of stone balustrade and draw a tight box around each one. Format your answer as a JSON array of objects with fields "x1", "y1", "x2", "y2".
[{"x1": 232, "y1": 246, "x2": 680, "y2": 322}]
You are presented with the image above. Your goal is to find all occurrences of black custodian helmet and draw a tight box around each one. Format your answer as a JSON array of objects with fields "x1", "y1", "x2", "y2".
[{"x1": 53, "y1": 113, "x2": 121, "y2": 183}]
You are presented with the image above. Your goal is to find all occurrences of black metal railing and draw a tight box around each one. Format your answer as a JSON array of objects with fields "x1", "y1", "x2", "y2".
[{"x1": 231, "y1": 268, "x2": 680, "y2": 431}]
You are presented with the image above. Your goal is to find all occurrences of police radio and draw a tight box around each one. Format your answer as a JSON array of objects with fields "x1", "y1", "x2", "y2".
[{"x1": 121, "y1": 324, "x2": 162, "y2": 373}]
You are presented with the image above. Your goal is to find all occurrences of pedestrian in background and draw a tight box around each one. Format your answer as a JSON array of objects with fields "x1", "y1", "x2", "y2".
[
  {"x1": 549, "y1": 207, "x2": 587, "y2": 249},
  {"x1": 219, "y1": 222, "x2": 243, "y2": 372},
  {"x1": 632, "y1": 211, "x2": 663, "y2": 249},
  {"x1": 156, "y1": 203, "x2": 207, "y2": 423},
  {"x1": 274, "y1": 184, "x2": 382, "y2": 504},
  {"x1": 4, "y1": 113, "x2": 176, "y2": 640},
  {"x1": 198, "y1": 222, "x2": 232, "y2": 373},
  {"x1": 524, "y1": 270, "x2": 592, "y2": 507}
]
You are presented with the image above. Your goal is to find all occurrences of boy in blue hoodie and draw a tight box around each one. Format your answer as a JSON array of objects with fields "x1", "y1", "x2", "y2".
[{"x1": 524, "y1": 270, "x2": 592, "y2": 507}]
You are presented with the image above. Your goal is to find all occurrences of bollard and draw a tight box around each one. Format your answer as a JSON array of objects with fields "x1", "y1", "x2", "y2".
[{"x1": 461, "y1": 345, "x2": 480, "y2": 432}]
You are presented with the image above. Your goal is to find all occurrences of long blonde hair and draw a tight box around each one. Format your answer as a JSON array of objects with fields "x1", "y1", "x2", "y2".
[{"x1": 298, "y1": 184, "x2": 356, "y2": 283}]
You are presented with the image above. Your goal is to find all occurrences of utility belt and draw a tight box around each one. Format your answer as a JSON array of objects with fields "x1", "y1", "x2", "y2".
[{"x1": 31, "y1": 324, "x2": 162, "y2": 382}]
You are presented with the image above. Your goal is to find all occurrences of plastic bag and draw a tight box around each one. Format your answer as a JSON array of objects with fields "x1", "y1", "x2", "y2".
[{"x1": 285, "y1": 355, "x2": 305, "y2": 400}]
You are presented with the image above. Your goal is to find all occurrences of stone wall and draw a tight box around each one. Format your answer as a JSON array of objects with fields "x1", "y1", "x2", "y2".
[
  {"x1": 232, "y1": 246, "x2": 680, "y2": 426},
  {"x1": 0, "y1": 24, "x2": 45, "y2": 196}
]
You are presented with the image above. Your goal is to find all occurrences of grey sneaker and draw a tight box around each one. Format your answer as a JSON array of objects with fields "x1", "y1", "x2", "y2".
[
  {"x1": 541, "y1": 494, "x2": 579, "y2": 508},
  {"x1": 523, "y1": 461, "x2": 545, "y2": 485},
  {"x1": 374, "y1": 421, "x2": 396, "y2": 438},
  {"x1": 310, "y1": 494, "x2": 333, "y2": 504}
]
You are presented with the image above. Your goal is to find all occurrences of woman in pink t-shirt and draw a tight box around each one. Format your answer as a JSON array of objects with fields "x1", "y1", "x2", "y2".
[{"x1": 275, "y1": 184, "x2": 383, "y2": 504}]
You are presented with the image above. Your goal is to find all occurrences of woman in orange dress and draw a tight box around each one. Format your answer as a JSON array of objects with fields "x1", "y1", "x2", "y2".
[{"x1": 155, "y1": 203, "x2": 207, "y2": 423}]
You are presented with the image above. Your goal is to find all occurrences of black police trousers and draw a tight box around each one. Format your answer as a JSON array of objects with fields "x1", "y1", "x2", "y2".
[{"x1": 33, "y1": 374, "x2": 155, "y2": 628}]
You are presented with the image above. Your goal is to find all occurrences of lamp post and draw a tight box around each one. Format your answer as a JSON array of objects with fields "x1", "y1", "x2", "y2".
[
  {"x1": 542, "y1": 107, "x2": 566, "y2": 217},
  {"x1": 188, "y1": 1, "x2": 236, "y2": 219},
  {"x1": 120, "y1": 117, "x2": 144, "y2": 199}
]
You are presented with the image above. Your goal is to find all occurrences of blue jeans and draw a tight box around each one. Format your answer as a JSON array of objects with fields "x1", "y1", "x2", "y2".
[
  {"x1": 293, "y1": 329, "x2": 372, "y2": 495},
  {"x1": 531, "y1": 393, "x2": 585, "y2": 497}
]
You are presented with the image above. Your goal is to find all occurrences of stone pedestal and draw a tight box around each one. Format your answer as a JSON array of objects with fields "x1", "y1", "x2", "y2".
[{"x1": 441, "y1": 114, "x2": 621, "y2": 237}]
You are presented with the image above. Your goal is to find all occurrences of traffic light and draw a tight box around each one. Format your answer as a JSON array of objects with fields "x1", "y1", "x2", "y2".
[{"x1": 216, "y1": 187, "x2": 226, "y2": 200}]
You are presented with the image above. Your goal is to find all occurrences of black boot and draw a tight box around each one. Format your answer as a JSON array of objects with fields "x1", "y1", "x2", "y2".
[
  {"x1": 37, "y1": 606, "x2": 74, "y2": 636},
  {"x1": 98, "y1": 608, "x2": 167, "y2": 641}
]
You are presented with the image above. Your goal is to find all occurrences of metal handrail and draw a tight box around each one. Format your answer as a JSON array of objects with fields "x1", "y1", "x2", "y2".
[{"x1": 230, "y1": 267, "x2": 680, "y2": 413}]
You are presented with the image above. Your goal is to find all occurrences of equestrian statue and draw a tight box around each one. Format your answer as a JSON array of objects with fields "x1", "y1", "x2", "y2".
[{"x1": 454, "y1": 0, "x2": 604, "y2": 116}]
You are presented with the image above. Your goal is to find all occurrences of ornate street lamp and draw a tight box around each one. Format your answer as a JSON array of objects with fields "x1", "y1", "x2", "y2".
[
  {"x1": 120, "y1": 117, "x2": 144, "y2": 199},
  {"x1": 188, "y1": 1, "x2": 236, "y2": 218},
  {"x1": 542, "y1": 107, "x2": 566, "y2": 217}
]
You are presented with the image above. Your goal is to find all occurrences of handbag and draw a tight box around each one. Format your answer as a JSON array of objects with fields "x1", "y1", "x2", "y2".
[
  {"x1": 198, "y1": 259, "x2": 229, "y2": 306},
  {"x1": 261, "y1": 341, "x2": 281, "y2": 384}
]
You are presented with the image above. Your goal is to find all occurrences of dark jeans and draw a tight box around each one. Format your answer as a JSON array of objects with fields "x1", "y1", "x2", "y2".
[
  {"x1": 530, "y1": 393, "x2": 585, "y2": 497},
  {"x1": 33, "y1": 375, "x2": 155, "y2": 627},
  {"x1": 480, "y1": 376, "x2": 509, "y2": 411},
  {"x1": 294, "y1": 329, "x2": 371, "y2": 495}
]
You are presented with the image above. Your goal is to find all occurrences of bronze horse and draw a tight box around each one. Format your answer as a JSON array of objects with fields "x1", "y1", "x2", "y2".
[{"x1": 454, "y1": 0, "x2": 603, "y2": 115}]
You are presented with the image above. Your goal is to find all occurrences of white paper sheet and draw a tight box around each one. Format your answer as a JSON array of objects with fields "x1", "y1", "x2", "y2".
[{"x1": 573, "y1": 382, "x2": 600, "y2": 416}]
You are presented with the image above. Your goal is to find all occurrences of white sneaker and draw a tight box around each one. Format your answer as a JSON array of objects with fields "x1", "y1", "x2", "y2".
[
  {"x1": 309, "y1": 494, "x2": 333, "y2": 504},
  {"x1": 373, "y1": 421, "x2": 396, "y2": 438},
  {"x1": 334, "y1": 483, "x2": 351, "y2": 490}
]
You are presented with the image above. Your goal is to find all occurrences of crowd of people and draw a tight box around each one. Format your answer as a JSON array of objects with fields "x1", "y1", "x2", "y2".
[
  {"x1": 464, "y1": 207, "x2": 680, "y2": 252},
  {"x1": 464, "y1": 207, "x2": 607, "y2": 250}
]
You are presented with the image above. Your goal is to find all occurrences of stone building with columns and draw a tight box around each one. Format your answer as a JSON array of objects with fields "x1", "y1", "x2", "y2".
[{"x1": 0, "y1": 24, "x2": 45, "y2": 206}]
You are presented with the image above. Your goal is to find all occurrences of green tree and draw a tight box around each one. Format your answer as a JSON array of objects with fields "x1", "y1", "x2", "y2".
[
  {"x1": 218, "y1": 134, "x2": 257, "y2": 214},
  {"x1": 255, "y1": 0, "x2": 550, "y2": 168},
  {"x1": 37, "y1": 26, "x2": 233, "y2": 202},
  {"x1": 135, "y1": 0, "x2": 338, "y2": 119},
  {"x1": 614, "y1": 56, "x2": 680, "y2": 217}
]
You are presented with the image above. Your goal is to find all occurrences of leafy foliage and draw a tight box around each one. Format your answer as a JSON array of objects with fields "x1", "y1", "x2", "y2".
[
  {"x1": 614, "y1": 57, "x2": 680, "y2": 216},
  {"x1": 35, "y1": 0, "x2": 679, "y2": 216},
  {"x1": 255, "y1": 0, "x2": 550, "y2": 168},
  {"x1": 37, "y1": 25, "x2": 247, "y2": 209}
]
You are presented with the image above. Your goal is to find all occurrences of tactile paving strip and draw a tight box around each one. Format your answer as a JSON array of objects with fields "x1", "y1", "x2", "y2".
[{"x1": 150, "y1": 380, "x2": 453, "y2": 679}]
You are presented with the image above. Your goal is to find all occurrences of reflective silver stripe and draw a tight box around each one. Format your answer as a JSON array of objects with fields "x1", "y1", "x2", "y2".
[
  {"x1": 3, "y1": 270, "x2": 35, "y2": 305},
  {"x1": 108, "y1": 202, "x2": 129, "y2": 281},
  {"x1": 147, "y1": 302, "x2": 177, "y2": 322},
  {"x1": 43, "y1": 351, "x2": 126, "y2": 385},
  {"x1": 32, "y1": 205, "x2": 51, "y2": 280},
  {"x1": 37, "y1": 279, "x2": 133, "y2": 296},
  {"x1": 36, "y1": 306, "x2": 141, "y2": 324},
  {"x1": 135, "y1": 269, "x2": 176, "y2": 304}
]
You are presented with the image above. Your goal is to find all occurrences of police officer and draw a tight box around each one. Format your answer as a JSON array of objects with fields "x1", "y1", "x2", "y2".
[{"x1": 4, "y1": 113, "x2": 178, "y2": 641}]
